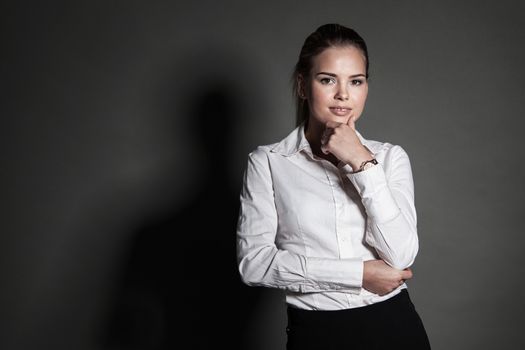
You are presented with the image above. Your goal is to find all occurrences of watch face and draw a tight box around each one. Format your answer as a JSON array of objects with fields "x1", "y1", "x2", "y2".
[{"x1": 363, "y1": 159, "x2": 377, "y2": 171}]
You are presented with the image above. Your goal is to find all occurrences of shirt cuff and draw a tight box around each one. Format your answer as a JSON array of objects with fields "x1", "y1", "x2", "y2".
[{"x1": 305, "y1": 256, "x2": 363, "y2": 292}]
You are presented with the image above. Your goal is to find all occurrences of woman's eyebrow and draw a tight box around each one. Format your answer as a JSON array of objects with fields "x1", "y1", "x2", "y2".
[{"x1": 316, "y1": 72, "x2": 366, "y2": 78}]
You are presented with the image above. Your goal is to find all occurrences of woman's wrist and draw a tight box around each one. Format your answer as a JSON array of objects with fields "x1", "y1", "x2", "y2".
[
  {"x1": 352, "y1": 158, "x2": 378, "y2": 173},
  {"x1": 347, "y1": 150, "x2": 376, "y2": 172}
]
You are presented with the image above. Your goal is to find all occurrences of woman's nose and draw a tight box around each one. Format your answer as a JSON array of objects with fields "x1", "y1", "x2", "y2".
[{"x1": 335, "y1": 83, "x2": 349, "y2": 100}]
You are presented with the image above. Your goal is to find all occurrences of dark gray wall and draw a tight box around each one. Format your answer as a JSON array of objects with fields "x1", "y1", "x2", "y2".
[{"x1": 2, "y1": 1, "x2": 524, "y2": 349}]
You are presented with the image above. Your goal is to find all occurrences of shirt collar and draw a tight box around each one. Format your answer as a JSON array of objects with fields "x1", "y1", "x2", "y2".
[
  {"x1": 270, "y1": 124, "x2": 310, "y2": 157},
  {"x1": 270, "y1": 123, "x2": 381, "y2": 156}
]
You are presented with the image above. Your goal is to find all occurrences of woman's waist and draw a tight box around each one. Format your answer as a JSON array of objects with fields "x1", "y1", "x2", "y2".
[{"x1": 285, "y1": 285, "x2": 406, "y2": 311}]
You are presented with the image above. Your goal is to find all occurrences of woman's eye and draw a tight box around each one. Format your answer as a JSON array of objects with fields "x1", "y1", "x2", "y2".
[
  {"x1": 320, "y1": 77, "x2": 335, "y2": 85},
  {"x1": 351, "y1": 79, "x2": 363, "y2": 86}
]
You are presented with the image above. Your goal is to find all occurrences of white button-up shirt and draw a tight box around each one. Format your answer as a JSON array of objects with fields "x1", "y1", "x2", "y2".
[{"x1": 236, "y1": 124, "x2": 419, "y2": 310}]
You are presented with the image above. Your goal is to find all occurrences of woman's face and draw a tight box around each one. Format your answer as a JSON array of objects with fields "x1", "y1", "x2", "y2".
[{"x1": 300, "y1": 45, "x2": 368, "y2": 127}]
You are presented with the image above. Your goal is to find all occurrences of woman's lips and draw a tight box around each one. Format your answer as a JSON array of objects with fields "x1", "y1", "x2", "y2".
[{"x1": 329, "y1": 107, "x2": 351, "y2": 116}]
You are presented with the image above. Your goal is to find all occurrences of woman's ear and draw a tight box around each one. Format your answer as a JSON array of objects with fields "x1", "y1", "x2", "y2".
[{"x1": 297, "y1": 75, "x2": 307, "y2": 99}]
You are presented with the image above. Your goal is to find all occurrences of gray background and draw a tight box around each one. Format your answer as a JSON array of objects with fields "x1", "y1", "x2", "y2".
[{"x1": 2, "y1": 1, "x2": 525, "y2": 349}]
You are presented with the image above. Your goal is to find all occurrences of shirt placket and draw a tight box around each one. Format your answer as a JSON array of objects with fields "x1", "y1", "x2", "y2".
[{"x1": 324, "y1": 165, "x2": 355, "y2": 260}]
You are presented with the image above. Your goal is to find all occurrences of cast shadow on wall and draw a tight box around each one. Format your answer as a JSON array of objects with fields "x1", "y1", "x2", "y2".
[{"x1": 101, "y1": 52, "x2": 264, "y2": 350}]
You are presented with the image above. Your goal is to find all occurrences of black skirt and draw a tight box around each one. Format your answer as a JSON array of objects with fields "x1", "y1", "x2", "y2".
[{"x1": 286, "y1": 289, "x2": 431, "y2": 350}]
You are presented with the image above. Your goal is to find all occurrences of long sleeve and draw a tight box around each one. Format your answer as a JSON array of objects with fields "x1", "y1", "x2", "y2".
[
  {"x1": 343, "y1": 145, "x2": 418, "y2": 270},
  {"x1": 236, "y1": 149, "x2": 363, "y2": 294}
]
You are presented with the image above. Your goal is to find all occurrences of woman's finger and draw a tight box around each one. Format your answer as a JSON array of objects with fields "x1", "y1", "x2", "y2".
[{"x1": 347, "y1": 115, "x2": 356, "y2": 130}]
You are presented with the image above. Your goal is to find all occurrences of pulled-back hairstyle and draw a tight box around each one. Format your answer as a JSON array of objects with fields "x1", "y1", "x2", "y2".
[{"x1": 292, "y1": 23, "x2": 369, "y2": 126}]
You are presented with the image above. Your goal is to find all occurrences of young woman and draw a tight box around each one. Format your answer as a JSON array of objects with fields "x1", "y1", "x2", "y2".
[{"x1": 236, "y1": 23, "x2": 431, "y2": 349}]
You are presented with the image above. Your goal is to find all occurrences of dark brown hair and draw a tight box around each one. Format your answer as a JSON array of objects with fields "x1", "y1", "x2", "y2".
[{"x1": 292, "y1": 23, "x2": 369, "y2": 126}]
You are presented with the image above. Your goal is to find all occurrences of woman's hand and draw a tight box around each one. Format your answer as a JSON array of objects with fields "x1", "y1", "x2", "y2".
[
  {"x1": 320, "y1": 116, "x2": 373, "y2": 169},
  {"x1": 363, "y1": 259, "x2": 413, "y2": 296}
]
